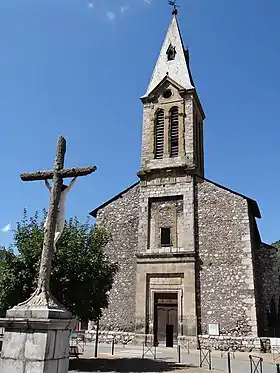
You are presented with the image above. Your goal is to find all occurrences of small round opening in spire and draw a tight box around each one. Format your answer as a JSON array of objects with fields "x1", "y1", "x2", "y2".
[{"x1": 163, "y1": 89, "x2": 172, "y2": 99}]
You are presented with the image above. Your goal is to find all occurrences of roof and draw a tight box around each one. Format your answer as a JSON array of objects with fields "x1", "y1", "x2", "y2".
[
  {"x1": 89, "y1": 175, "x2": 261, "y2": 219},
  {"x1": 89, "y1": 182, "x2": 139, "y2": 218},
  {"x1": 200, "y1": 176, "x2": 261, "y2": 218},
  {"x1": 143, "y1": 14, "x2": 194, "y2": 98},
  {"x1": 260, "y1": 242, "x2": 278, "y2": 251}
]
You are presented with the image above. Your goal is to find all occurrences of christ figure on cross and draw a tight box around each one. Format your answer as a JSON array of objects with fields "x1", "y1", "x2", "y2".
[{"x1": 44, "y1": 177, "x2": 77, "y2": 251}]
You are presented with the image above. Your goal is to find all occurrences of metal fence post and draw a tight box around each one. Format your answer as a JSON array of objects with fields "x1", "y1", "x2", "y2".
[
  {"x1": 94, "y1": 318, "x2": 99, "y2": 358},
  {"x1": 227, "y1": 351, "x2": 231, "y2": 373},
  {"x1": 111, "y1": 337, "x2": 115, "y2": 355},
  {"x1": 249, "y1": 355, "x2": 263, "y2": 373},
  {"x1": 178, "y1": 345, "x2": 181, "y2": 363},
  {"x1": 199, "y1": 349, "x2": 212, "y2": 370},
  {"x1": 276, "y1": 363, "x2": 280, "y2": 373}
]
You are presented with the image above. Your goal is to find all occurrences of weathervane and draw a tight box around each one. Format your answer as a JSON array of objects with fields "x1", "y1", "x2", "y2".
[{"x1": 168, "y1": 0, "x2": 180, "y2": 15}]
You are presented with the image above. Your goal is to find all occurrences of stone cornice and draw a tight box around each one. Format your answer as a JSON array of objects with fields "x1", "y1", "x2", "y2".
[
  {"x1": 136, "y1": 251, "x2": 195, "y2": 264},
  {"x1": 137, "y1": 166, "x2": 196, "y2": 180}
]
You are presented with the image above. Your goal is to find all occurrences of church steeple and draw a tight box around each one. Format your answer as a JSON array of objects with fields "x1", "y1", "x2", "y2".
[
  {"x1": 143, "y1": 14, "x2": 194, "y2": 98},
  {"x1": 139, "y1": 12, "x2": 205, "y2": 179}
]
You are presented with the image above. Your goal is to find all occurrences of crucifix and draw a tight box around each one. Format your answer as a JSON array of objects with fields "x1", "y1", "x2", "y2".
[{"x1": 16, "y1": 136, "x2": 96, "y2": 310}]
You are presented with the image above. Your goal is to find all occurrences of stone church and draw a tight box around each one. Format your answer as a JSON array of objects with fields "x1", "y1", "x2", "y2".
[{"x1": 90, "y1": 12, "x2": 280, "y2": 346}]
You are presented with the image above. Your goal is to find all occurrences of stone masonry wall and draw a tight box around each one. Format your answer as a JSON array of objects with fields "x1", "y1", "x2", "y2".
[
  {"x1": 254, "y1": 242, "x2": 280, "y2": 336},
  {"x1": 196, "y1": 178, "x2": 258, "y2": 336},
  {"x1": 95, "y1": 184, "x2": 140, "y2": 331}
]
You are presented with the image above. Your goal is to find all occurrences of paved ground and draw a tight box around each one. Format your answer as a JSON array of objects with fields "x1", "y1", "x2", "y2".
[
  {"x1": 69, "y1": 357, "x2": 206, "y2": 373},
  {"x1": 68, "y1": 342, "x2": 280, "y2": 373}
]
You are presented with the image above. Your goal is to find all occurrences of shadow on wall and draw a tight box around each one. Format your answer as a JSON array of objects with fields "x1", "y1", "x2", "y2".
[
  {"x1": 69, "y1": 358, "x2": 197, "y2": 372},
  {"x1": 266, "y1": 297, "x2": 280, "y2": 337}
]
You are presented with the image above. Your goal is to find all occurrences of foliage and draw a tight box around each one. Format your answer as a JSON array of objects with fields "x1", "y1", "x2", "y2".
[
  {"x1": 0, "y1": 209, "x2": 117, "y2": 322},
  {"x1": 272, "y1": 240, "x2": 280, "y2": 249}
]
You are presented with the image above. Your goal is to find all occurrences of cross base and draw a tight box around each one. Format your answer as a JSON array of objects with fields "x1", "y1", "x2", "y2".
[
  {"x1": 0, "y1": 317, "x2": 76, "y2": 373},
  {"x1": 7, "y1": 287, "x2": 72, "y2": 320}
]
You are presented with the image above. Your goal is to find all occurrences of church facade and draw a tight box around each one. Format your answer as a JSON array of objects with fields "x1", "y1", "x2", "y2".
[{"x1": 90, "y1": 13, "x2": 280, "y2": 346}]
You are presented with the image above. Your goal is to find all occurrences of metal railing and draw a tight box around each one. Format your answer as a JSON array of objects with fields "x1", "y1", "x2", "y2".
[
  {"x1": 69, "y1": 332, "x2": 85, "y2": 359},
  {"x1": 249, "y1": 355, "x2": 263, "y2": 373},
  {"x1": 142, "y1": 341, "x2": 157, "y2": 359},
  {"x1": 199, "y1": 348, "x2": 212, "y2": 370}
]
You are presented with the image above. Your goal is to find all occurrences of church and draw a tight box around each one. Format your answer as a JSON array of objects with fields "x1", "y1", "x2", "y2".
[{"x1": 90, "y1": 10, "x2": 280, "y2": 347}]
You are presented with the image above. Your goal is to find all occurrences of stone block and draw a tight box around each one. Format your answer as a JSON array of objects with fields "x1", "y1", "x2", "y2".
[
  {"x1": 6, "y1": 306, "x2": 72, "y2": 320},
  {"x1": 25, "y1": 361, "x2": 44, "y2": 373},
  {"x1": 45, "y1": 330, "x2": 56, "y2": 360},
  {"x1": 57, "y1": 358, "x2": 70, "y2": 373},
  {"x1": 54, "y1": 330, "x2": 70, "y2": 359},
  {"x1": 25, "y1": 332, "x2": 47, "y2": 360},
  {"x1": 2, "y1": 331, "x2": 26, "y2": 359},
  {"x1": 0, "y1": 358, "x2": 24, "y2": 372},
  {"x1": 44, "y1": 359, "x2": 59, "y2": 373}
]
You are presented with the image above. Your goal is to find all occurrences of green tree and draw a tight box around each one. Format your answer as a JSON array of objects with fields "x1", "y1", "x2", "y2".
[
  {"x1": 0, "y1": 209, "x2": 117, "y2": 322},
  {"x1": 272, "y1": 241, "x2": 280, "y2": 249}
]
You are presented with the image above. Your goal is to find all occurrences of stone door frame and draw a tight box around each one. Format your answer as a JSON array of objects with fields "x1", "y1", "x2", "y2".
[{"x1": 149, "y1": 287, "x2": 183, "y2": 338}]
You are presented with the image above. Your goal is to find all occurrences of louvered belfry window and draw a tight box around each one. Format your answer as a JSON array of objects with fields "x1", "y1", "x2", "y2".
[
  {"x1": 170, "y1": 107, "x2": 179, "y2": 157},
  {"x1": 155, "y1": 109, "x2": 164, "y2": 159}
]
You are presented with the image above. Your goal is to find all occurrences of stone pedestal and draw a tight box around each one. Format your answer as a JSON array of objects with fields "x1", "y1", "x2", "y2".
[{"x1": 0, "y1": 307, "x2": 76, "y2": 373}]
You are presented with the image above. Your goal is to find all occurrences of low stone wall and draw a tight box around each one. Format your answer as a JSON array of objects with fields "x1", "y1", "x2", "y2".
[
  {"x1": 85, "y1": 331, "x2": 154, "y2": 346},
  {"x1": 198, "y1": 335, "x2": 271, "y2": 353},
  {"x1": 85, "y1": 330, "x2": 271, "y2": 353}
]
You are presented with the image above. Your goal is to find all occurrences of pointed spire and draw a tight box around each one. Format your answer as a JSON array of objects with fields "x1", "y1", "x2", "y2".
[{"x1": 143, "y1": 14, "x2": 194, "y2": 97}]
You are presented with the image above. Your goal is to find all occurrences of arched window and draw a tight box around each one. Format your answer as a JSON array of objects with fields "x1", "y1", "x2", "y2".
[
  {"x1": 170, "y1": 107, "x2": 179, "y2": 157},
  {"x1": 155, "y1": 109, "x2": 164, "y2": 159}
]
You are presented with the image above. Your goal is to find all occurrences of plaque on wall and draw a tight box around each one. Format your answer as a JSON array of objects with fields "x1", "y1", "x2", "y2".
[{"x1": 207, "y1": 323, "x2": 219, "y2": 336}]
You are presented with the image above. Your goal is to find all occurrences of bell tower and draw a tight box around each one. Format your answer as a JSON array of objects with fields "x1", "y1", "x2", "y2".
[
  {"x1": 138, "y1": 13, "x2": 205, "y2": 179},
  {"x1": 135, "y1": 10, "x2": 204, "y2": 343}
]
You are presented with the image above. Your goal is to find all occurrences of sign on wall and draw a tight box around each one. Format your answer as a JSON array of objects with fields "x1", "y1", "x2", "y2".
[{"x1": 207, "y1": 323, "x2": 220, "y2": 336}]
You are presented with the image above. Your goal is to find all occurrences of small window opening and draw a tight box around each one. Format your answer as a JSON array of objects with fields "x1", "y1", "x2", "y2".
[
  {"x1": 167, "y1": 45, "x2": 176, "y2": 61},
  {"x1": 155, "y1": 110, "x2": 164, "y2": 159},
  {"x1": 161, "y1": 227, "x2": 171, "y2": 246},
  {"x1": 170, "y1": 107, "x2": 179, "y2": 157}
]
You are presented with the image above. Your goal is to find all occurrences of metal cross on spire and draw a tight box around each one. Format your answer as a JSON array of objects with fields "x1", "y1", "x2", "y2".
[{"x1": 168, "y1": 0, "x2": 180, "y2": 16}]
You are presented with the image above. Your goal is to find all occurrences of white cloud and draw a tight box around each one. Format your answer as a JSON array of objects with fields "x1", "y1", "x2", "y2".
[
  {"x1": 106, "y1": 11, "x2": 116, "y2": 21},
  {"x1": 88, "y1": 3, "x2": 95, "y2": 9},
  {"x1": 1, "y1": 223, "x2": 11, "y2": 233},
  {"x1": 120, "y1": 4, "x2": 130, "y2": 14},
  {"x1": 144, "y1": 0, "x2": 152, "y2": 4}
]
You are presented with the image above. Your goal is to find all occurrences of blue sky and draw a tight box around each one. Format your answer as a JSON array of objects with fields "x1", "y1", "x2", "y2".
[{"x1": 0, "y1": 0, "x2": 279, "y2": 247}]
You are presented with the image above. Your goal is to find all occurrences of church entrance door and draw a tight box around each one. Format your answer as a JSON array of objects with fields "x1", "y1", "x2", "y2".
[{"x1": 154, "y1": 292, "x2": 178, "y2": 347}]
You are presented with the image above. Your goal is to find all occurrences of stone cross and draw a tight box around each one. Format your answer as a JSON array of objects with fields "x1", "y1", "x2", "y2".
[{"x1": 17, "y1": 135, "x2": 96, "y2": 311}]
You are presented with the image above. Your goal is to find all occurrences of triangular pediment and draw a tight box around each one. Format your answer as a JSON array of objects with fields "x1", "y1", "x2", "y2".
[{"x1": 141, "y1": 75, "x2": 191, "y2": 102}]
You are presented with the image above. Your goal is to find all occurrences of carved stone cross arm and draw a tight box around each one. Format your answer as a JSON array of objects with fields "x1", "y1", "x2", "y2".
[{"x1": 20, "y1": 166, "x2": 96, "y2": 181}]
